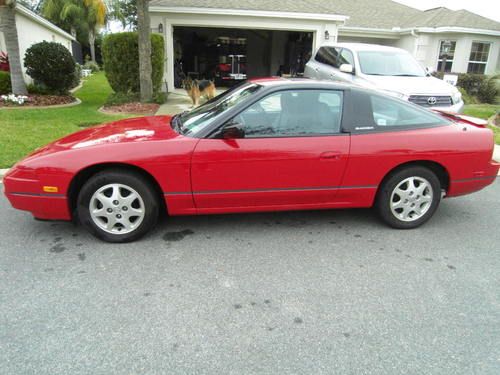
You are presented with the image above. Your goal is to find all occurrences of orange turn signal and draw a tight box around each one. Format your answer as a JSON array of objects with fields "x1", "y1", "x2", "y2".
[{"x1": 43, "y1": 186, "x2": 59, "y2": 193}]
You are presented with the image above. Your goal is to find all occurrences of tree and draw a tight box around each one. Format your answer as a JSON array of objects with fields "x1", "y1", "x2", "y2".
[
  {"x1": 136, "y1": 0, "x2": 151, "y2": 102},
  {"x1": 84, "y1": 0, "x2": 106, "y2": 62},
  {"x1": 41, "y1": 0, "x2": 106, "y2": 62},
  {"x1": 0, "y1": 0, "x2": 28, "y2": 94},
  {"x1": 108, "y1": 0, "x2": 137, "y2": 30}
]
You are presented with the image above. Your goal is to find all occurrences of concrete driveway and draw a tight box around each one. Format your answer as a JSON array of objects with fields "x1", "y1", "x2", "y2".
[{"x1": 1, "y1": 181, "x2": 499, "y2": 374}]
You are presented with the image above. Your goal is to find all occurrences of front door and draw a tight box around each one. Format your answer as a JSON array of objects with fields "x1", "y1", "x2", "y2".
[{"x1": 190, "y1": 89, "x2": 350, "y2": 212}]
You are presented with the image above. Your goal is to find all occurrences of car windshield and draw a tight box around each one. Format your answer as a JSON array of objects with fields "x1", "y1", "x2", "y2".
[
  {"x1": 173, "y1": 82, "x2": 262, "y2": 136},
  {"x1": 357, "y1": 50, "x2": 426, "y2": 77}
]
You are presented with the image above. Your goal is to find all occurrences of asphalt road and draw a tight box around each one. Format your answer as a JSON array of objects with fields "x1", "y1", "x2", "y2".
[{"x1": 1, "y1": 181, "x2": 499, "y2": 375}]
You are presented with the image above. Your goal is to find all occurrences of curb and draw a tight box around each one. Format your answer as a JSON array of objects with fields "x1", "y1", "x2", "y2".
[{"x1": 0, "y1": 98, "x2": 81, "y2": 110}]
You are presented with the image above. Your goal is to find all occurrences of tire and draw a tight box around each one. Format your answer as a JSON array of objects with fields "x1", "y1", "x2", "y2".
[
  {"x1": 376, "y1": 166, "x2": 441, "y2": 229},
  {"x1": 77, "y1": 169, "x2": 159, "y2": 242}
]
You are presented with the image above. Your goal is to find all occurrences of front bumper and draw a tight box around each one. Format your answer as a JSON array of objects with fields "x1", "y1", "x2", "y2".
[{"x1": 3, "y1": 168, "x2": 71, "y2": 220}]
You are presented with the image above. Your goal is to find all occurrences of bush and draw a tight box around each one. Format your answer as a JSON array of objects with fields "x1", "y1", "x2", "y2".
[
  {"x1": 477, "y1": 76, "x2": 499, "y2": 104},
  {"x1": 105, "y1": 91, "x2": 140, "y2": 106},
  {"x1": 458, "y1": 87, "x2": 478, "y2": 105},
  {"x1": 26, "y1": 83, "x2": 54, "y2": 95},
  {"x1": 24, "y1": 41, "x2": 76, "y2": 94},
  {"x1": 457, "y1": 73, "x2": 485, "y2": 95},
  {"x1": 83, "y1": 60, "x2": 100, "y2": 72},
  {"x1": 102, "y1": 32, "x2": 164, "y2": 94},
  {"x1": 0, "y1": 71, "x2": 11, "y2": 94}
]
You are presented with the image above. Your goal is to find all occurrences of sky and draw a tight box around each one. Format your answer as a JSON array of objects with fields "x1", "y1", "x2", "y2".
[{"x1": 394, "y1": 0, "x2": 500, "y2": 22}]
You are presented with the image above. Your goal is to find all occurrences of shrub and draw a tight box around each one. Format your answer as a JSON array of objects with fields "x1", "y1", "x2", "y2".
[
  {"x1": 83, "y1": 60, "x2": 100, "y2": 72},
  {"x1": 27, "y1": 83, "x2": 54, "y2": 95},
  {"x1": 0, "y1": 71, "x2": 11, "y2": 94},
  {"x1": 458, "y1": 87, "x2": 478, "y2": 105},
  {"x1": 102, "y1": 32, "x2": 164, "y2": 94},
  {"x1": 456, "y1": 73, "x2": 485, "y2": 95},
  {"x1": 105, "y1": 91, "x2": 140, "y2": 106},
  {"x1": 477, "y1": 76, "x2": 499, "y2": 104},
  {"x1": 24, "y1": 41, "x2": 76, "y2": 94}
]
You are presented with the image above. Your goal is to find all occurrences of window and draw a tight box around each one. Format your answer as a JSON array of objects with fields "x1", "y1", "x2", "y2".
[
  {"x1": 357, "y1": 50, "x2": 426, "y2": 77},
  {"x1": 437, "y1": 40, "x2": 456, "y2": 72},
  {"x1": 315, "y1": 47, "x2": 341, "y2": 68},
  {"x1": 339, "y1": 49, "x2": 354, "y2": 67},
  {"x1": 370, "y1": 95, "x2": 447, "y2": 128},
  {"x1": 467, "y1": 42, "x2": 490, "y2": 74},
  {"x1": 234, "y1": 90, "x2": 343, "y2": 138}
]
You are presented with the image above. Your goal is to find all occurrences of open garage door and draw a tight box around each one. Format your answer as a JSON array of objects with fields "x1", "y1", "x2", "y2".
[{"x1": 173, "y1": 26, "x2": 313, "y2": 88}]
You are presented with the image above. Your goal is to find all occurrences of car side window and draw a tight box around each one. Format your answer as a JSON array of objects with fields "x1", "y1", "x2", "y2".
[
  {"x1": 370, "y1": 95, "x2": 446, "y2": 127},
  {"x1": 315, "y1": 47, "x2": 341, "y2": 68},
  {"x1": 339, "y1": 49, "x2": 354, "y2": 67},
  {"x1": 236, "y1": 89, "x2": 343, "y2": 138}
]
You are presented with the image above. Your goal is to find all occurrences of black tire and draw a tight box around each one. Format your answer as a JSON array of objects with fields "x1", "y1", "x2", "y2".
[
  {"x1": 376, "y1": 166, "x2": 441, "y2": 229},
  {"x1": 77, "y1": 169, "x2": 159, "y2": 242}
]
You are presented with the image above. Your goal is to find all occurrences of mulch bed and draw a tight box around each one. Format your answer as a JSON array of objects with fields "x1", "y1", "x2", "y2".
[
  {"x1": 0, "y1": 94, "x2": 76, "y2": 107},
  {"x1": 102, "y1": 102, "x2": 159, "y2": 115}
]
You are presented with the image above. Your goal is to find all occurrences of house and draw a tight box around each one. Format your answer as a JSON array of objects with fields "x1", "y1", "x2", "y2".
[
  {"x1": 0, "y1": 4, "x2": 75, "y2": 82},
  {"x1": 148, "y1": 0, "x2": 500, "y2": 91}
]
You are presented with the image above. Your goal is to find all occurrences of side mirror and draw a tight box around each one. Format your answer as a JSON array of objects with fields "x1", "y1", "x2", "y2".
[
  {"x1": 339, "y1": 63, "x2": 354, "y2": 74},
  {"x1": 221, "y1": 121, "x2": 245, "y2": 139}
]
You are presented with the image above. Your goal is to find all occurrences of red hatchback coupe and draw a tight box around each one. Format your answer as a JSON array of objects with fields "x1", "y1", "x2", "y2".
[{"x1": 4, "y1": 79, "x2": 499, "y2": 242}]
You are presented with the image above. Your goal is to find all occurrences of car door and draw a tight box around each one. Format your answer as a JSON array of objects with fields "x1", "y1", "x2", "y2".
[{"x1": 190, "y1": 89, "x2": 350, "y2": 211}]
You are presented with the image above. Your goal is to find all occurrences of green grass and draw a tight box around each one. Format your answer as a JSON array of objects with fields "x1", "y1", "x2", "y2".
[
  {"x1": 0, "y1": 73, "x2": 135, "y2": 168},
  {"x1": 463, "y1": 104, "x2": 499, "y2": 120},
  {"x1": 463, "y1": 104, "x2": 500, "y2": 144}
]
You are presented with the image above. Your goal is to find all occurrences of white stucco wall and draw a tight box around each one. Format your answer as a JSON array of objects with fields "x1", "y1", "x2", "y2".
[
  {"x1": 0, "y1": 9, "x2": 74, "y2": 83},
  {"x1": 415, "y1": 33, "x2": 500, "y2": 74}
]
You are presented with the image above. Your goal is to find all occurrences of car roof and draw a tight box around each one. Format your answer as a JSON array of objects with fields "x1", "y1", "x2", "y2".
[
  {"x1": 248, "y1": 77, "x2": 354, "y2": 90},
  {"x1": 319, "y1": 43, "x2": 407, "y2": 53}
]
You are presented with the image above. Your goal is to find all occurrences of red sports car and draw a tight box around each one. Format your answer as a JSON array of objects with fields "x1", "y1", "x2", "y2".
[{"x1": 4, "y1": 79, "x2": 499, "y2": 242}]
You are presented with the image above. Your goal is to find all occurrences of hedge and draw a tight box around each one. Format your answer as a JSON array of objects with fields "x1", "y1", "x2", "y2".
[
  {"x1": 433, "y1": 71, "x2": 499, "y2": 104},
  {"x1": 0, "y1": 71, "x2": 11, "y2": 95},
  {"x1": 102, "y1": 32, "x2": 164, "y2": 95},
  {"x1": 24, "y1": 41, "x2": 76, "y2": 94}
]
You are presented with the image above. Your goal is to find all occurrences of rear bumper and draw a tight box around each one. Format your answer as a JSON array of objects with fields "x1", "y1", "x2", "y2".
[{"x1": 447, "y1": 160, "x2": 499, "y2": 197}]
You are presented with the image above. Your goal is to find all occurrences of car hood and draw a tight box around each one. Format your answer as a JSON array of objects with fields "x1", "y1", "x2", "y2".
[
  {"x1": 360, "y1": 75, "x2": 458, "y2": 96},
  {"x1": 26, "y1": 115, "x2": 177, "y2": 158}
]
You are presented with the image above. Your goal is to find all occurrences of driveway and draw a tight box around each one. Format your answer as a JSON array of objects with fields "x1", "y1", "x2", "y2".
[{"x1": 1, "y1": 181, "x2": 499, "y2": 374}]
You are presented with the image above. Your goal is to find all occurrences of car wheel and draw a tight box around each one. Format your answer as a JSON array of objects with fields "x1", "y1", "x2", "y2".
[
  {"x1": 376, "y1": 166, "x2": 441, "y2": 229},
  {"x1": 77, "y1": 170, "x2": 159, "y2": 242}
]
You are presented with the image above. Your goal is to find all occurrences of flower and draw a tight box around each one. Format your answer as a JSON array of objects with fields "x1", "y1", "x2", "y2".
[{"x1": 1, "y1": 93, "x2": 29, "y2": 105}]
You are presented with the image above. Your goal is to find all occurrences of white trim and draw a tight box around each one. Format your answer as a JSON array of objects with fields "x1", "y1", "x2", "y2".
[
  {"x1": 396, "y1": 26, "x2": 500, "y2": 37},
  {"x1": 16, "y1": 4, "x2": 76, "y2": 41},
  {"x1": 149, "y1": 6, "x2": 348, "y2": 22}
]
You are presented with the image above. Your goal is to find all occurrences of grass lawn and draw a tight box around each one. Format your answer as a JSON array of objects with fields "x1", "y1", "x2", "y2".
[
  {"x1": 463, "y1": 104, "x2": 500, "y2": 145},
  {"x1": 0, "y1": 72, "x2": 135, "y2": 168}
]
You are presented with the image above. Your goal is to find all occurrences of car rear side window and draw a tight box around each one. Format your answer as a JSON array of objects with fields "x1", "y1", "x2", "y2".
[
  {"x1": 237, "y1": 89, "x2": 343, "y2": 137},
  {"x1": 346, "y1": 91, "x2": 450, "y2": 132}
]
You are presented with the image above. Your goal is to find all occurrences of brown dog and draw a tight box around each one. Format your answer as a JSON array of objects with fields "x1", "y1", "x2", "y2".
[{"x1": 183, "y1": 78, "x2": 216, "y2": 106}]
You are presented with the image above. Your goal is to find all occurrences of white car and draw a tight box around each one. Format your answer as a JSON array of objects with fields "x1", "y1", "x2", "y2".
[{"x1": 304, "y1": 43, "x2": 464, "y2": 113}]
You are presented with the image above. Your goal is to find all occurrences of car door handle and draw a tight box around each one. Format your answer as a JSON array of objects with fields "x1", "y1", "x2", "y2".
[{"x1": 320, "y1": 152, "x2": 341, "y2": 160}]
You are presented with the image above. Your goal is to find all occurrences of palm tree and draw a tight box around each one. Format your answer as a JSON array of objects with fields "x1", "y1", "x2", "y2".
[
  {"x1": 42, "y1": 0, "x2": 83, "y2": 37},
  {"x1": 42, "y1": 0, "x2": 105, "y2": 62},
  {"x1": 137, "y1": 0, "x2": 152, "y2": 102},
  {"x1": 0, "y1": 0, "x2": 28, "y2": 94}
]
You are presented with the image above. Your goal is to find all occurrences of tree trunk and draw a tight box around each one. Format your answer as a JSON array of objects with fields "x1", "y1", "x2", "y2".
[
  {"x1": 88, "y1": 29, "x2": 96, "y2": 62},
  {"x1": 0, "y1": 1, "x2": 28, "y2": 95},
  {"x1": 137, "y1": 0, "x2": 152, "y2": 102}
]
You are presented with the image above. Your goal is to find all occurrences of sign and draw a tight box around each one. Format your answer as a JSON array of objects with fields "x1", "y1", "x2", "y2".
[{"x1": 443, "y1": 74, "x2": 458, "y2": 86}]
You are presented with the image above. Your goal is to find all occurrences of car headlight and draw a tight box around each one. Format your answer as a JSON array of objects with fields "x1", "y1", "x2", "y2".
[{"x1": 452, "y1": 91, "x2": 462, "y2": 104}]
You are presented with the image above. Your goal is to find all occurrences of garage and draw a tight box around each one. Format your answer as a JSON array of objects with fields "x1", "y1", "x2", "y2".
[
  {"x1": 173, "y1": 27, "x2": 313, "y2": 87},
  {"x1": 149, "y1": 2, "x2": 348, "y2": 92}
]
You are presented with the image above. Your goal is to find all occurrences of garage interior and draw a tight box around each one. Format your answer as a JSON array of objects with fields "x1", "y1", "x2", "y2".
[{"x1": 173, "y1": 26, "x2": 313, "y2": 88}]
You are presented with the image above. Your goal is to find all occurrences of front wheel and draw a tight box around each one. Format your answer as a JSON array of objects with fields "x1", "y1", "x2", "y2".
[
  {"x1": 77, "y1": 170, "x2": 159, "y2": 242},
  {"x1": 376, "y1": 166, "x2": 441, "y2": 229}
]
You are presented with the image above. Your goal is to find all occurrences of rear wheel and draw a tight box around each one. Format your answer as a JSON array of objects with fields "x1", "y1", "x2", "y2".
[
  {"x1": 376, "y1": 166, "x2": 441, "y2": 229},
  {"x1": 77, "y1": 170, "x2": 159, "y2": 242}
]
